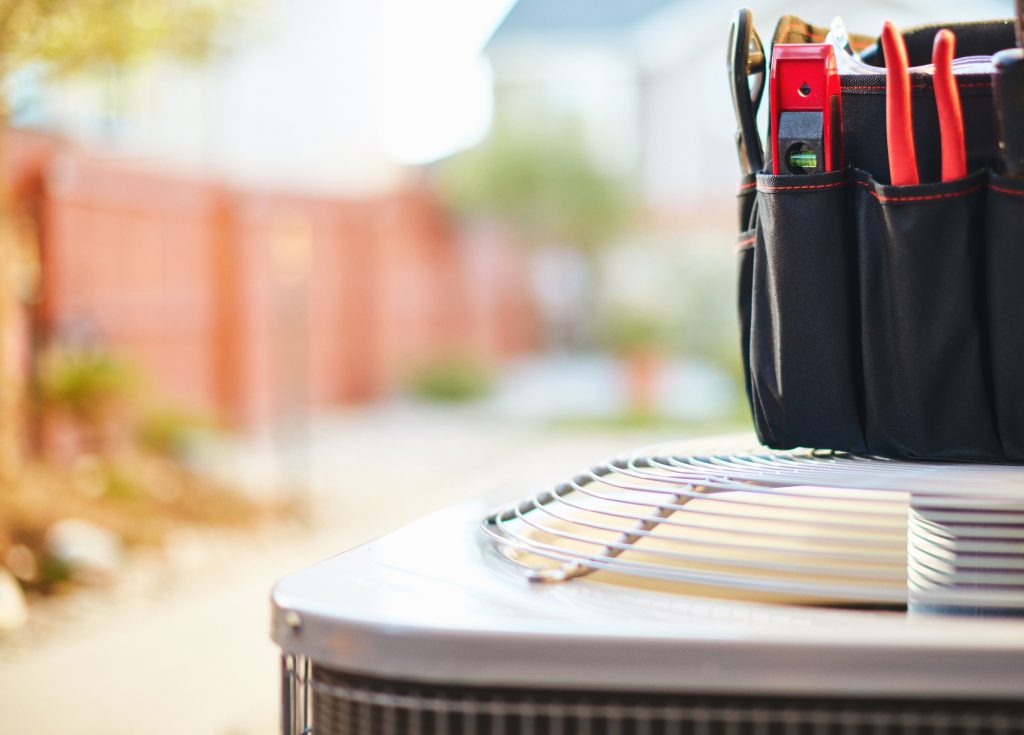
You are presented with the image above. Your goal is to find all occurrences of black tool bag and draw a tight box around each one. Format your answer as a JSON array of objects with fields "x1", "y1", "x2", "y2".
[{"x1": 737, "y1": 17, "x2": 1024, "y2": 461}]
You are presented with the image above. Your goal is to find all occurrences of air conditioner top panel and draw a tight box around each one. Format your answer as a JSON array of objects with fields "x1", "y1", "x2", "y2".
[{"x1": 272, "y1": 492, "x2": 1024, "y2": 699}]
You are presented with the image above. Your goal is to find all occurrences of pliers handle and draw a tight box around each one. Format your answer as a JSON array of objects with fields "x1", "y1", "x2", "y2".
[
  {"x1": 728, "y1": 9, "x2": 765, "y2": 176},
  {"x1": 882, "y1": 22, "x2": 967, "y2": 185},
  {"x1": 882, "y1": 22, "x2": 919, "y2": 185},
  {"x1": 933, "y1": 29, "x2": 967, "y2": 182}
]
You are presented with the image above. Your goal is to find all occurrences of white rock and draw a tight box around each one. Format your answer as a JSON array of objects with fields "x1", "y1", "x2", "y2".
[
  {"x1": 46, "y1": 518, "x2": 123, "y2": 580},
  {"x1": 0, "y1": 568, "x2": 28, "y2": 631}
]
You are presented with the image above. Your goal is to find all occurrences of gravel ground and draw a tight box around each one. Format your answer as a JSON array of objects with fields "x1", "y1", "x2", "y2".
[{"x1": 0, "y1": 406, "x2": 714, "y2": 735}]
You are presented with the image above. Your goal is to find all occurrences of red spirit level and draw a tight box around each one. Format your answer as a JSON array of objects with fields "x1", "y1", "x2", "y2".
[{"x1": 770, "y1": 44, "x2": 843, "y2": 174}]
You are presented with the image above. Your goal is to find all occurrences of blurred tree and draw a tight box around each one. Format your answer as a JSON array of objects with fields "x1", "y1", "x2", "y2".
[
  {"x1": 439, "y1": 123, "x2": 636, "y2": 352},
  {"x1": 0, "y1": 0, "x2": 247, "y2": 482},
  {"x1": 437, "y1": 124, "x2": 634, "y2": 252}
]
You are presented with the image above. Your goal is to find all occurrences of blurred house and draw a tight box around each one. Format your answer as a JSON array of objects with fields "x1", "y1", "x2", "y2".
[
  {"x1": 7, "y1": 131, "x2": 534, "y2": 431},
  {"x1": 485, "y1": 0, "x2": 1008, "y2": 224},
  {"x1": 5, "y1": 0, "x2": 537, "y2": 433}
]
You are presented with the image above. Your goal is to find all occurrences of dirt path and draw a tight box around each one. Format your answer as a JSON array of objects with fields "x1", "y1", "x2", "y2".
[{"x1": 0, "y1": 409, "x2": 679, "y2": 734}]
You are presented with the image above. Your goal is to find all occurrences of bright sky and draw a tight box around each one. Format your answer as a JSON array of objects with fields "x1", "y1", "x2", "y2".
[{"x1": 374, "y1": 0, "x2": 516, "y2": 165}]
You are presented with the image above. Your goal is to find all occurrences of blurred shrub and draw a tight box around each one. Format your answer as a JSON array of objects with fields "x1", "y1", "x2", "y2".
[
  {"x1": 37, "y1": 552, "x2": 74, "y2": 589},
  {"x1": 37, "y1": 347, "x2": 140, "y2": 422},
  {"x1": 101, "y1": 462, "x2": 141, "y2": 501},
  {"x1": 600, "y1": 309, "x2": 668, "y2": 356},
  {"x1": 409, "y1": 357, "x2": 494, "y2": 402},
  {"x1": 139, "y1": 407, "x2": 219, "y2": 461},
  {"x1": 437, "y1": 124, "x2": 634, "y2": 251},
  {"x1": 0, "y1": 452, "x2": 275, "y2": 596}
]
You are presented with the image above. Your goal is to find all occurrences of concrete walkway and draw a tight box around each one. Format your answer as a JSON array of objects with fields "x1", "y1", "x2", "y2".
[{"x1": 0, "y1": 407, "x2": 699, "y2": 735}]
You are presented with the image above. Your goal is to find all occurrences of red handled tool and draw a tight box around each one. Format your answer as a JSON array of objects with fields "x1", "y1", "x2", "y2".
[
  {"x1": 881, "y1": 21, "x2": 918, "y2": 185},
  {"x1": 880, "y1": 22, "x2": 966, "y2": 185},
  {"x1": 933, "y1": 29, "x2": 967, "y2": 181},
  {"x1": 882, "y1": 22, "x2": 968, "y2": 185}
]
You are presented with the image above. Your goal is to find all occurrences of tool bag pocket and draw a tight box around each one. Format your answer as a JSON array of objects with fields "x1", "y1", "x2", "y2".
[
  {"x1": 747, "y1": 167, "x2": 865, "y2": 451},
  {"x1": 985, "y1": 171, "x2": 1024, "y2": 460},
  {"x1": 853, "y1": 169, "x2": 1000, "y2": 459}
]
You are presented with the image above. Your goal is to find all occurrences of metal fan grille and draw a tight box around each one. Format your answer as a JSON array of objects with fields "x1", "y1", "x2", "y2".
[
  {"x1": 301, "y1": 662, "x2": 1024, "y2": 735},
  {"x1": 483, "y1": 444, "x2": 1024, "y2": 609}
]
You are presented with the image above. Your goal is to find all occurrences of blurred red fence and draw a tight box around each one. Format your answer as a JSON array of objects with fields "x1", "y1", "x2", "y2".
[{"x1": 9, "y1": 129, "x2": 536, "y2": 430}]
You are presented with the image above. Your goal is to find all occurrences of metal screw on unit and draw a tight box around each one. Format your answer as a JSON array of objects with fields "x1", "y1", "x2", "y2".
[{"x1": 284, "y1": 610, "x2": 302, "y2": 632}]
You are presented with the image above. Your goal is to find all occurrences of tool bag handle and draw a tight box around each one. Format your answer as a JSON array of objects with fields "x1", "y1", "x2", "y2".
[{"x1": 771, "y1": 15, "x2": 1017, "y2": 64}]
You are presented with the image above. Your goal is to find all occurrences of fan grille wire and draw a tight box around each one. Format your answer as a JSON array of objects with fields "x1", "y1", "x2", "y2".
[{"x1": 482, "y1": 444, "x2": 1024, "y2": 606}]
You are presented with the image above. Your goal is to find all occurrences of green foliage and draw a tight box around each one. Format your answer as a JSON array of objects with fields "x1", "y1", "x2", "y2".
[
  {"x1": 139, "y1": 406, "x2": 219, "y2": 460},
  {"x1": 408, "y1": 357, "x2": 494, "y2": 403},
  {"x1": 102, "y1": 460, "x2": 140, "y2": 500},
  {"x1": 437, "y1": 125, "x2": 634, "y2": 251},
  {"x1": 600, "y1": 308, "x2": 668, "y2": 355},
  {"x1": 37, "y1": 347, "x2": 139, "y2": 420},
  {"x1": 37, "y1": 552, "x2": 73, "y2": 587},
  {"x1": 0, "y1": 0, "x2": 248, "y2": 76}
]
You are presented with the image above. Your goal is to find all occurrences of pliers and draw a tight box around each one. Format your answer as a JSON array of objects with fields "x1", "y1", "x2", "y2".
[
  {"x1": 729, "y1": 8, "x2": 765, "y2": 176},
  {"x1": 881, "y1": 22, "x2": 967, "y2": 185}
]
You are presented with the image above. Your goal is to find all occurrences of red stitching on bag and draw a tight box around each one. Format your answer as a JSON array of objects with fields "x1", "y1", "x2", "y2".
[
  {"x1": 991, "y1": 183, "x2": 1024, "y2": 197},
  {"x1": 758, "y1": 182, "x2": 845, "y2": 192},
  {"x1": 735, "y1": 235, "x2": 755, "y2": 248},
  {"x1": 738, "y1": 181, "x2": 756, "y2": 191},
  {"x1": 852, "y1": 84, "x2": 926, "y2": 91},
  {"x1": 847, "y1": 81, "x2": 990, "y2": 91},
  {"x1": 856, "y1": 180, "x2": 983, "y2": 202}
]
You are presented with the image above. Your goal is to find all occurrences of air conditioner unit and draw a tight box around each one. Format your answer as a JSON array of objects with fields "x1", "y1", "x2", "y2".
[{"x1": 271, "y1": 437, "x2": 1024, "y2": 735}]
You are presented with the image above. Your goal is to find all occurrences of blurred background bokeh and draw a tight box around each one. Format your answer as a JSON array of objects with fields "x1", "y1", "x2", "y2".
[{"x1": 0, "y1": 0, "x2": 1009, "y2": 733}]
